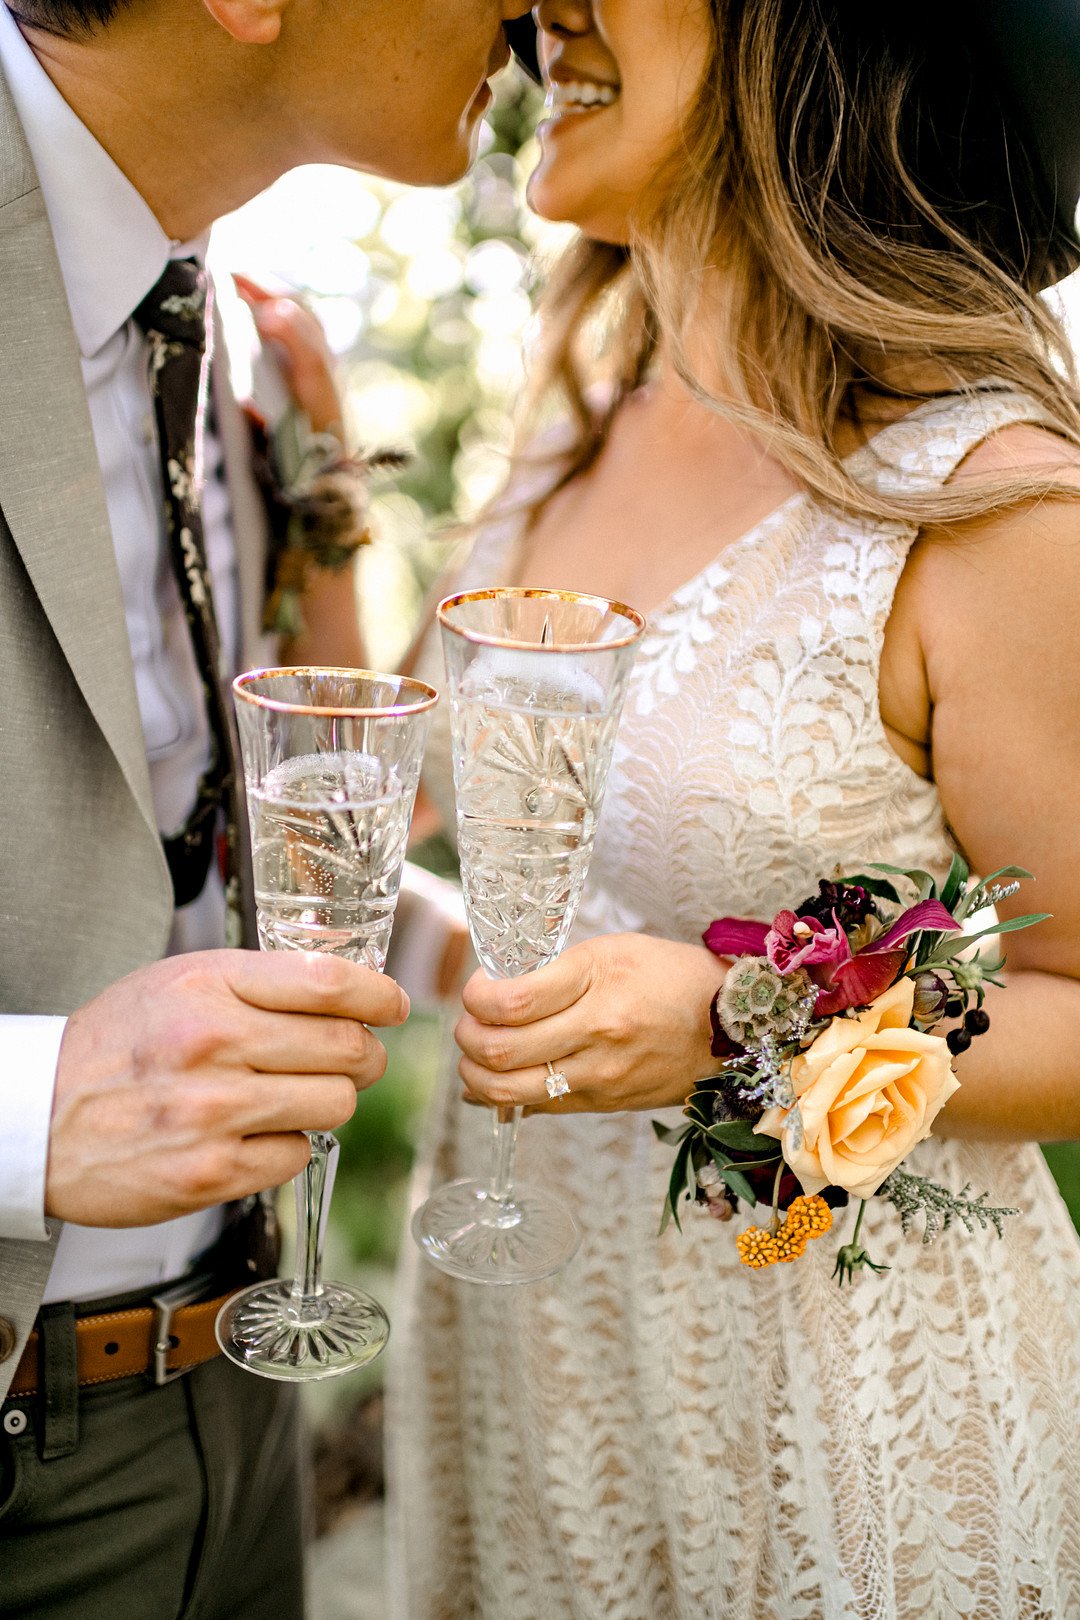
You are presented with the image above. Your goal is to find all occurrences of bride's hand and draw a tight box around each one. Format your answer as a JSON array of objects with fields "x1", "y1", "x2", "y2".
[{"x1": 454, "y1": 933, "x2": 727, "y2": 1114}]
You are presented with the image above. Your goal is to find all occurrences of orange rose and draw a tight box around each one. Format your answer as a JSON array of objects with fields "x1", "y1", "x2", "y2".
[{"x1": 755, "y1": 978, "x2": 959, "y2": 1201}]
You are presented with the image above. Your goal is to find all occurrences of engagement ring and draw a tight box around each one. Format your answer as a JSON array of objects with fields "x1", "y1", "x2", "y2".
[{"x1": 545, "y1": 1062, "x2": 570, "y2": 1100}]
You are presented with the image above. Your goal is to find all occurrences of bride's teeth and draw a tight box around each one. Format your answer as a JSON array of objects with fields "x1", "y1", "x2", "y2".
[{"x1": 546, "y1": 81, "x2": 620, "y2": 115}]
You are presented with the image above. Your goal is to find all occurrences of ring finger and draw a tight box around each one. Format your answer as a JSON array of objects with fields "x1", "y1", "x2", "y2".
[{"x1": 458, "y1": 1055, "x2": 580, "y2": 1111}]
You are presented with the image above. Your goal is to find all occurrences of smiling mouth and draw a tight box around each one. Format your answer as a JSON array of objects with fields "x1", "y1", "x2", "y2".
[{"x1": 543, "y1": 81, "x2": 621, "y2": 118}]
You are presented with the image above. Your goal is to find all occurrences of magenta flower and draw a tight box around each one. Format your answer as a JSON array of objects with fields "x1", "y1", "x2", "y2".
[{"x1": 765, "y1": 909, "x2": 851, "y2": 975}]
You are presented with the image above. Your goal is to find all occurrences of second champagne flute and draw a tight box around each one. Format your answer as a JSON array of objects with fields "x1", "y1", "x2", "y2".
[{"x1": 412, "y1": 588, "x2": 644, "y2": 1285}]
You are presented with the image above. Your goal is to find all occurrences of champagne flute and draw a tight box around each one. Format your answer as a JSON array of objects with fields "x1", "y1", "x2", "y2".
[
  {"x1": 412, "y1": 589, "x2": 644, "y2": 1285},
  {"x1": 215, "y1": 666, "x2": 437, "y2": 1380}
]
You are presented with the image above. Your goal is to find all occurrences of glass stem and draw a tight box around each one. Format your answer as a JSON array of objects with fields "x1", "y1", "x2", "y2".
[
  {"x1": 489, "y1": 1106, "x2": 522, "y2": 1205},
  {"x1": 290, "y1": 1130, "x2": 337, "y2": 1315}
]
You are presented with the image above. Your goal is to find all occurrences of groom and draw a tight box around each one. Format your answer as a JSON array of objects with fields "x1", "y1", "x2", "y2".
[{"x1": 0, "y1": 1, "x2": 528, "y2": 1615}]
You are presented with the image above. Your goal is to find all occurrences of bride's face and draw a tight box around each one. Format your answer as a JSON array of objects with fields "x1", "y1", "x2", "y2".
[{"x1": 528, "y1": 0, "x2": 712, "y2": 243}]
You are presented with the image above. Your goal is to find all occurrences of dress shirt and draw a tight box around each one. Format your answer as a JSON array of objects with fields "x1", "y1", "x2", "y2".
[{"x1": 0, "y1": 4, "x2": 236, "y2": 1300}]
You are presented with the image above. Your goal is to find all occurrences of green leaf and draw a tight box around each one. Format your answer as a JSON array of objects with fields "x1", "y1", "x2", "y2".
[
  {"x1": 864, "y1": 862, "x2": 939, "y2": 896},
  {"x1": 652, "y1": 1120, "x2": 690, "y2": 1146},
  {"x1": 666, "y1": 1137, "x2": 693, "y2": 1233},
  {"x1": 713, "y1": 1158, "x2": 761, "y2": 1208},
  {"x1": 928, "y1": 913, "x2": 1051, "y2": 958},
  {"x1": 939, "y1": 852, "x2": 969, "y2": 913},
  {"x1": 705, "y1": 1119, "x2": 766, "y2": 1154}
]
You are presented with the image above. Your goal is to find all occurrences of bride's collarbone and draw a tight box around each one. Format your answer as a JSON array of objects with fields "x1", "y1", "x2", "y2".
[{"x1": 514, "y1": 439, "x2": 801, "y2": 616}]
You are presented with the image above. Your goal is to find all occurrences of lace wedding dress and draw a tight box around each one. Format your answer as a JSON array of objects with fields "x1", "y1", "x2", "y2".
[{"x1": 387, "y1": 391, "x2": 1080, "y2": 1620}]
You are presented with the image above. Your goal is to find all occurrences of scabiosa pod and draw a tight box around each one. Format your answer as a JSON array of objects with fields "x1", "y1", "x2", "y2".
[{"x1": 715, "y1": 958, "x2": 815, "y2": 1045}]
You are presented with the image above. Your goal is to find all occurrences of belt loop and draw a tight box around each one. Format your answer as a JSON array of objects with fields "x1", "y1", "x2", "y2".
[{"x1": 38, "y1": 1302, "x2": 79, "y2": 1460}]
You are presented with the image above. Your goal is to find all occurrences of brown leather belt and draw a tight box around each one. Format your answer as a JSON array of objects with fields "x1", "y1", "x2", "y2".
[{"x1": 8, "y1": 1272, "x2": 239, "y2": 1398}]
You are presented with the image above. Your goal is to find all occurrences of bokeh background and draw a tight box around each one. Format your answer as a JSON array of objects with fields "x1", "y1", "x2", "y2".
[{"x1": 210, "y1": 66, "x2": 1080, "y2": 1602}]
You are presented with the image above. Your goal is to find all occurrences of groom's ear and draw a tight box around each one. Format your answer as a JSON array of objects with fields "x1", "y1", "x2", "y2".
[{"x1": 200, "y1": 0, "x2": 286, "y2": 45}]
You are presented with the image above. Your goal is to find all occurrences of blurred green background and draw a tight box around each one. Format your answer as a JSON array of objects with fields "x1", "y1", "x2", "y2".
[{"x1": 214, "y1": 71, "x2": 1080, "y2": 1302}]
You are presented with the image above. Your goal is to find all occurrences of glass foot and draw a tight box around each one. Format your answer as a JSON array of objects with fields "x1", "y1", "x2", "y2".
[
  {"x1": 411, "y1": 1177, "x2": 581, "y2": 1285},
  {"x1": 215, "y1": 1278, "x2": 389, "y2": 1382}
]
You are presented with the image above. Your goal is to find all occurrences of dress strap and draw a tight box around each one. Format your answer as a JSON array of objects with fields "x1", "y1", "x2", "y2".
[{"x1": 845, "y1": 387, "x2": 1058, "y2": 499}]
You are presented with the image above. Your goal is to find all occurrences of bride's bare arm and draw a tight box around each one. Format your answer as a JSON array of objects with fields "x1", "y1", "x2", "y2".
[{"x1": 896, "y1": 426, "x2": 1080, "y2": 1140}]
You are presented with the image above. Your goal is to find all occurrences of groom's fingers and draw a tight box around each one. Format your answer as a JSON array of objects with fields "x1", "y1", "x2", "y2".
[
  {"x1": 461, "y1": 946, "x2": 591, "y2": 1026},
  {"x1": 224, "y1": 949, "x2": 410, "y2": 1026}
]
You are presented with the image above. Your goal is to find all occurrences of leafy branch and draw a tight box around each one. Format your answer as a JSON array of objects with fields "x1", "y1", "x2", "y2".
[{"x1": 879, "y1": 1168, "x2": 1019, "y2": 1243}]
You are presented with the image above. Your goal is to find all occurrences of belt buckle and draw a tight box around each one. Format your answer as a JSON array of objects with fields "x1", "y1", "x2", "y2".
[{"x1": 151, "y1": 1269, "x2": 215, "y2": 1386}]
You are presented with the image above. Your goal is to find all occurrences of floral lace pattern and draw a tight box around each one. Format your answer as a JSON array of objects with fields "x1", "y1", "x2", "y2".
[{"x1": 389, "y1": 392, "x2": 1080, "y2": 1619}]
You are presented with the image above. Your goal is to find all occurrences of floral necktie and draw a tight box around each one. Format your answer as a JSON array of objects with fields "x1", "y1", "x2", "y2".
[{"x1": 132, "y1": 258, "x2": 251, "y2": 946}]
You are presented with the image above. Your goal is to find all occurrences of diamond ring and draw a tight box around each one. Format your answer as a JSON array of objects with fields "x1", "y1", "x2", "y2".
[{"x1": 545, "y1": 1062, "x2": 570, "y2": 1100}]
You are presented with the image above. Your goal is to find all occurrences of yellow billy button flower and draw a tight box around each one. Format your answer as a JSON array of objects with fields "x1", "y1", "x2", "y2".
[
  {"x1": 772, "y1": 1224, "x2": 810, "y2": 1264},
  {"x1": 736, "y1": 1227, "x2": 781, "y2": 1269},
  {"x1": 784, "y1": 1194, "x2": 833, "y2": 1240}
]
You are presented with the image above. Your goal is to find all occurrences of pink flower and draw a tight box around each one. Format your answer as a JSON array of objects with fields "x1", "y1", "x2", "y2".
[{"x1": 766, "y1": 909, "x2": 851, "y2": 975}]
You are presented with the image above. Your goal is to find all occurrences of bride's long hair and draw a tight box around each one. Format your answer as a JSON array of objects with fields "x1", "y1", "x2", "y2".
[{"x1": 516, "y1": 0, "x2": 1080, "y2": 527}]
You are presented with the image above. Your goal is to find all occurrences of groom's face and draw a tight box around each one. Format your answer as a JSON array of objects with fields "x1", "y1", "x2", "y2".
[{"x1": 287, "y1": 0, "x2": 533, "y2": 184}]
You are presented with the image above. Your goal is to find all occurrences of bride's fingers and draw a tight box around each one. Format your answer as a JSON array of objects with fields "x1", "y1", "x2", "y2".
[
  {"x1": 454, "y1": 1005, "x2": 585, "y2": 1074},
  {"x1": 460, "y1": 946, "x2": 591, "y2": 1027},
  {"x1": 457, "y1": 1055, "x2": 579, "y2": 1111}
]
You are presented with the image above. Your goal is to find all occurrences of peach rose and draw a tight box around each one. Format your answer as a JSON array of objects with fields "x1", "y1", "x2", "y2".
[{"x1": 754, "y1": 978, "x2": 960, "y2": 1201}]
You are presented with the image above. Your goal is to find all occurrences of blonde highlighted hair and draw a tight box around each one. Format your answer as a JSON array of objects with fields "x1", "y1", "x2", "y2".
[{"x1": 516, "y1": 0, "x2": 1080, "y2": 529}]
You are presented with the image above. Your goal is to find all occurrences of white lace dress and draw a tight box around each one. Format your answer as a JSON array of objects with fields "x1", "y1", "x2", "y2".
[{"x1": 387, "y1": 392, "x2": 1080, "y2": 1620}]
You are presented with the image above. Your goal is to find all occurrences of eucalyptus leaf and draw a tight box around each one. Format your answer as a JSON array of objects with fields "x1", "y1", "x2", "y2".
[{"x1": 705, "y1": 1119, "x2": 765, "y2": 1153}]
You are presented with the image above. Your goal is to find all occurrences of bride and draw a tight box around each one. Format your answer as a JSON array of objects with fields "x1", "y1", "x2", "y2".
[{"x1": 388, "y1": 1, "x2": 1080, "y2": 1615}]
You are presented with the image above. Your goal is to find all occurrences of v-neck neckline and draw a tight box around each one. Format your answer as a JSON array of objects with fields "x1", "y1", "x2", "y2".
[{"x1": 506, "y1": 392, "x2": 966, "y2": 628}]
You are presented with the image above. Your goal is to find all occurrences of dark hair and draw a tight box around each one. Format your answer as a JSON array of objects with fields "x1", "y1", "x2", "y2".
[{"x1": 10, "y1": 1, "x2": 127, "y2": 37}]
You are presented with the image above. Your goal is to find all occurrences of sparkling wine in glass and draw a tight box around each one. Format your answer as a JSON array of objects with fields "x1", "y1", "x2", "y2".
[
  {"x1": 412, "y1": 589, "x2": 644, "y2": 1284},
  {"x1": 215, "y1": 667, "x2": 437, "y2": 1380}
]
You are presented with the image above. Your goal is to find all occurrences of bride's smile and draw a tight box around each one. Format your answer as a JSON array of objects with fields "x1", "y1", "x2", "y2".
[{"x1": 529, "y1": 0, "x2": 710, "y2": 243}]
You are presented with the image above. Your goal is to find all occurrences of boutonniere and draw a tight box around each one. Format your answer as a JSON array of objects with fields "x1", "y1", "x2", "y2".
[{"x1": 248, "y1": 401, "x2": 407, "y2": 639}]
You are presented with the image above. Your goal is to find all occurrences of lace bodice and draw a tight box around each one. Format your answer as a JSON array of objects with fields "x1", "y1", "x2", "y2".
[{"x1": 390, "y1": 391, "x2": 1080, "y2": 1620}]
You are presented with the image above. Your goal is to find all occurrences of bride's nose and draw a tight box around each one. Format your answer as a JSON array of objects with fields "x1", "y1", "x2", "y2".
[{"x1": 535, "y1": 0, "x2": 593, "y2": 42}]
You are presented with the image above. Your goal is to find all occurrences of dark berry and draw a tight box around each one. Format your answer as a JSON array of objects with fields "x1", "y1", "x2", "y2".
[
  {"x1": 964, "y1": 1008, "x2": 991, "y2": 1036},
  {"x1": 944, "y1": 997, "x2": 965, "y2": 1020},
  {"x1": 946, "y1": 1027, "x2": 973, "y2": 1056}
]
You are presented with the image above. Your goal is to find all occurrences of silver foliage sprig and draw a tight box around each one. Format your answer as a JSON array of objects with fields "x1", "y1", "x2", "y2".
[{"x1": 879, "y1": 1168, "x2": 1019, "y2": 1244}]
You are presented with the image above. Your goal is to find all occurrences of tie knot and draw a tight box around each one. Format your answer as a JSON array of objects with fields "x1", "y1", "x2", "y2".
[{"x1": 132, "y1": 257, "x2": 208, "y2": 347}]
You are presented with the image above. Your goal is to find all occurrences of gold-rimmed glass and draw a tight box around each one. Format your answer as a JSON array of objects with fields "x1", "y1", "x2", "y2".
[
  {"x1": 412, "y1": 589, "x2": 644, "y2": 1284},
  {"x1": 216, "y1": 667, "x2": 437, "y2": 1380}
]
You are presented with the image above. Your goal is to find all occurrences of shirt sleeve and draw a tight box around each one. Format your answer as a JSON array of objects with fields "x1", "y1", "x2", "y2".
[{"x1": 0, "y1": 1015, "x2": 66, "y2": 1241}]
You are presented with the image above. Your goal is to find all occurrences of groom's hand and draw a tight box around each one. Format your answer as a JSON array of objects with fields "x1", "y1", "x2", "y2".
[{"x1": 45, "y1": 951, "x2": 409, "y2": 1228}]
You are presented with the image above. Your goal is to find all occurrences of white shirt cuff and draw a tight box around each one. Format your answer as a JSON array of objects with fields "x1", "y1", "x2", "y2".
[{"x1": 0, "y1": 1014, "x2": 67, "y2": 1240}]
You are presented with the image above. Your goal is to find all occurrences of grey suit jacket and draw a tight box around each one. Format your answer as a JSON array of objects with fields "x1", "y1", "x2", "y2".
[{"x1": 0, "y1": 62, "x2": 271, "y2": 1400}]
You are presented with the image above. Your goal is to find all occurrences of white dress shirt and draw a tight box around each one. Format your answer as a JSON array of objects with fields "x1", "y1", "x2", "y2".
[{"x1": 0, "y1": 5, "x2": 236, "y2": 1300}]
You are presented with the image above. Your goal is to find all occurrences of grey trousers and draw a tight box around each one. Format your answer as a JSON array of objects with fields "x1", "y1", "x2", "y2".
[{"x1": 0, "y1": 1355, "x2": 306, "y2": 1619}]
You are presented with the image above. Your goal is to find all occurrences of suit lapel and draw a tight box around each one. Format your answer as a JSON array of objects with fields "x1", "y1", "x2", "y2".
[{"x1": 0, "y1": 67, "x2": 157, "y2": 836}]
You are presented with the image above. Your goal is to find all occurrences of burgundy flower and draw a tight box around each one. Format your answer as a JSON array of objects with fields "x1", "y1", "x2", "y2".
[
  {"x1": 812, "y1": 898, "x2": 961, "y2": 1017},
  {"x1": 765, "y1": 909, "x2": 852, "y2": 975},
  {"x1": 796, "y1": 881, "x2": 874, "y2": 930}
]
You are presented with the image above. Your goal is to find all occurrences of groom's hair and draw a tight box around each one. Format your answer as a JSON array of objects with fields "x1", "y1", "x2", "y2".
[{"x1": 9, "y1": 1, "x2": 127, "y2": 36}]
